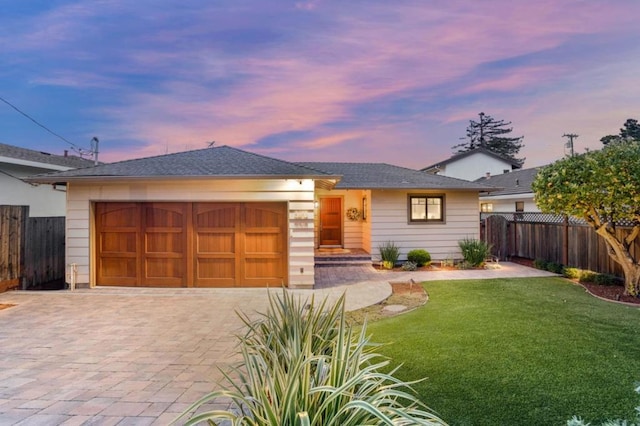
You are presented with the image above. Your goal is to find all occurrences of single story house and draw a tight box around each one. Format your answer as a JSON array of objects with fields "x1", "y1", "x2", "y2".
[
  {"x1": 421, "y1": 147, "x2": 522, "y2": 181},
  {"x1": 29, "y1": 145, "x2": 493, "y2": 289},
  {"x1": 475, "y1": 167, "x2": 542, "y2": 213},
  {"x1": 0, "y1": 142, "x2": 95, "y2": 217}
]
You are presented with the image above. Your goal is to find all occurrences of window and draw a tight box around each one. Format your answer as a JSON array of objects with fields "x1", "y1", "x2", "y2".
[
  {"x1": 481, "y1": 203, "x2": 493, "y2": 212},
  {"x1": 515, "y1": 201, "x2": 525, "y2": 212},
  {"x1": 409, "y1": 195, "x2": 444, "y2": 223}
]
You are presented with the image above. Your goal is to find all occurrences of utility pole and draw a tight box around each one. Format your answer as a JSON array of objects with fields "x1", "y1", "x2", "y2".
[
  {"x1": 91, "y1": 137, "x2": 99, "y2": 165},
  {"x1": 563, "y1": 133, "x2": 578, "y2": 157}
]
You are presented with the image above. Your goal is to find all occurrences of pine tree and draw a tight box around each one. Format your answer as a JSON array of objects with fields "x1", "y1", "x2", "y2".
[
  {"x1": 601, "y1": 118, "x2": 640, "y2": 145},
  {"x1": 452, "y1": 112, "x2": 525, "y2": 166}
]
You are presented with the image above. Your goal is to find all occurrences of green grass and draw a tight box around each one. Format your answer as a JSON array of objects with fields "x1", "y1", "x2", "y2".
[{"x1": 367, "y1": 277, "x2": 640, "y2": 426}]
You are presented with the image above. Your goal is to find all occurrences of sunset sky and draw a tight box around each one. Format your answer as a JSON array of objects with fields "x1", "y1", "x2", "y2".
[{"x1": 1, "y1": 1, "x2": 639, "y2": 169}]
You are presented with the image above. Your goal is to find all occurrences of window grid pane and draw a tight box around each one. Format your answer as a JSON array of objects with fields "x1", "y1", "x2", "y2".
[{"x1": 410, "y1": 196, "x2": 443, "y2": 222}]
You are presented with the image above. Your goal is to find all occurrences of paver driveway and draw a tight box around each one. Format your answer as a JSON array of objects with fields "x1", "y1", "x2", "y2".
[{"x1": 0, "y1": 263, "x2": 556, "y2": 425}]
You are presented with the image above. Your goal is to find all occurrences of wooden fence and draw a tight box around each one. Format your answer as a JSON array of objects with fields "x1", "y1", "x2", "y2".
[
  {"x1": 481, "y1": 212, "x2": 638, "y2": 278},
  {"x1": 0, "y1": 205, "x2": 65, "y2": 292}
]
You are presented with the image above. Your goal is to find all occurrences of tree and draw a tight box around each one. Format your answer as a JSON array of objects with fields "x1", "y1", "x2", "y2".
[
  {"x1": 453, "y1": 112, "x2": 525, "y2": 166},
  {"x1": 600, "y1": 118, "x2": 640, "y2": 145},
  {"x1": 532, "y1": 141, "x2": 640, "y2": 296}
]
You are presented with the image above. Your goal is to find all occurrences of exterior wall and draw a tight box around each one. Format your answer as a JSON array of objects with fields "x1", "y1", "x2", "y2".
[
  {"x1": 480, "y1": 193, "x2": 539, "y2": 212},
  {"x1": 370, "y1": 189, "x2": 480, "y2": 261},
  {"x1": 0, "y1": 163, "x2": 67, "y2": 217},
  {"x1": 66, "y1": 179, "x2": 315, "y2": 289},
  {"x1": 439, "y1": 152, "x2": 514, "y2": 181},
  {"x1": 313, "y1": 189, "x2": 368, "y2": 250}
]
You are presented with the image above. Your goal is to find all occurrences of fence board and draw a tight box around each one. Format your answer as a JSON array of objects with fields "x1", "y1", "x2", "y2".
[
  {"x1": 481, "y1": 212, "x2": 640, "y2": 279},
  {"x1": 0, "y1": 206, "x2": 27, "y2": 291},
  {"x1": 0, "y1": 206, "x2": 65, "y2": 292}
]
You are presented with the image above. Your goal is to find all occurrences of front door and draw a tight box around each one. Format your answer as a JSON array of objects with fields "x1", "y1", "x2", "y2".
[{"x1": 319, "y1": 197, "x2": 342, "y2": 246}]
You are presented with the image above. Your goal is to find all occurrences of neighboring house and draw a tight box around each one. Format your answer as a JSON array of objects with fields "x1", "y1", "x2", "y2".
[
  {"x1": 29, "y1": 145, "x2": 493, "y2": 289},
  {"x1": 0, "y1": 142, "x2": 94, "y2": 217},
  {"x1": 475, "y1": 167, "x2": 542, "y2": 213},
  {"x1": 421, "y1": 147, "x2": 521, "y2": 181}
]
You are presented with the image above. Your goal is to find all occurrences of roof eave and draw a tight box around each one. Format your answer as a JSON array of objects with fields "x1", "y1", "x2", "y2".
[{"x1": 26, "y1": 174, "x2": 342, "y2": 184}]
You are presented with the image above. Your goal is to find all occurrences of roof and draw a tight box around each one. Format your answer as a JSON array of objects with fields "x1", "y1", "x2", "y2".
[
  {"x1": 298, "y1": 162, "x2": 494, "y2": 190},
  {"x1": 421, "y1": 147, "x2": 522, "y2": 173},
  {"x1": 28, "y1": 145, "x2": 337, "y2": 183},
  {"x1": 476, "y1": 167, "x2": 541, "y2": 196},
  {"x1": 0, "y1": 142, "x2": 95, "y2": 169}
]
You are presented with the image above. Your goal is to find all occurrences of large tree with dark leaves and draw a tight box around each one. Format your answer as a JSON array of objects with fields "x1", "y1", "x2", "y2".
[
  {"x1": 600, "y1": 118, "x2": 640, "y2": 145},
  {"x1": 453, "y1": 112, "x2": 525, "y2": 166}
]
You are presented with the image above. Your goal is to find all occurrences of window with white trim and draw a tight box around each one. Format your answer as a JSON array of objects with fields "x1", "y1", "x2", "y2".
[{"x1": 409, "y1": 195, "x2": 444, "y2": 222}]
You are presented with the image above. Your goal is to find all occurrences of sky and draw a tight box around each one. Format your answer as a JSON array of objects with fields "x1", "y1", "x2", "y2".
[{"x1": 1, "y1": 1, "x2": 639, "y2": 169}]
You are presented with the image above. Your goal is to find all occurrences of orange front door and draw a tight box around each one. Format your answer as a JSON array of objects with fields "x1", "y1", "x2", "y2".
[{"x1": 319, "y1": 198, "x2": 342, "y2": 246}]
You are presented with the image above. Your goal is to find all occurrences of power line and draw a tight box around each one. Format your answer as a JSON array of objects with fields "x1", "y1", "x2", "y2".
[{"x1": 0, "y1": 94, "x2": 83, "y2": 150}]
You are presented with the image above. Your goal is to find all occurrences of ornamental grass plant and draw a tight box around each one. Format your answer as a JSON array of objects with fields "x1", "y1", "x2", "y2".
[{"x1": 174, "y1": 290, "x2": 447, "y2": 426}]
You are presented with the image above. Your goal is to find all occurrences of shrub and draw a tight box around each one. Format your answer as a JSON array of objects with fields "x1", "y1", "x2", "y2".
[
  {"x1": 458, "y1": 238, "x2": 492, "y2": 267},
  {"x1": 533, "y1": 259, "x2": 548, "y2": 270},
  {"x1": 546, "y1": 262, "x2": 564, "y2": 274},
  {"x1": 174, "y1": 291, "x2": 447, "y2": 426},
  {"x1": 594, "y1": 273, "x2": 620, "y2": 286},
  {"x1": 402, "y1": 261, "x2": 418, "y2": 271},
  {"x1": 408, "y1": 249, "x2": 431, "y2": 267},
  {"x1": 579, "y1": 271, "x2": 597, "y2": 283},
  {"x1": 562, "y1": 267, "x2": 582, "y2": 279},
  {"x1": 379, "y1": 241, "x2": 400, "y2": 268}
]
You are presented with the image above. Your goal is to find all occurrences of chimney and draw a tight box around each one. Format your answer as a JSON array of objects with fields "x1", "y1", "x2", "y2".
[
  {"x1": 64, "y1": 150, "x2": 68, "y2": 157},
  {"x1": 485, "y1": 172, "x2": 491, "y2": 178}
]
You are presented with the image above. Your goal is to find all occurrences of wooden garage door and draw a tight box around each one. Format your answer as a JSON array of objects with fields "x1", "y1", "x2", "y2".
[{"x1": 95, "y1": 202, "x2": 287, "y2": 287}]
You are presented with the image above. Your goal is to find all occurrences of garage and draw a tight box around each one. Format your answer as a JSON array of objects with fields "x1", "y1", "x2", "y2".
[{"x1": 95, "y1": 202, "x2": 288, "y2": 287}]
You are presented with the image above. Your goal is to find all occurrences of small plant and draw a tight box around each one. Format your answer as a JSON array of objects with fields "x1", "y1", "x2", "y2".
[
  {"x1": 533, "y1": 259, "x2": 548, "y2": 270},
  {"x1": 408, "y1": 249, "x2": 432, "y2": 267},
  {"x1": 546, "y1": 262, "x2": 564, "y2": 274},
  {"x1": 458, "y1": 238, "x2": 492, "y2": 267},
  {"x1": 379, "y1": 241, "x2": 400, "y2": 269},
  {"x1": 173, "y1": 291, "x2": 448, "y2": 426},
  {"x1": 456, "y1": 260, "x2": 474, "y2": 270},
  {"x1": 563, "y1": 267, "x2": 582, "y2": 279},
  {"x1": 402, "y1": 261, "x2": 418, "y2": 271}
]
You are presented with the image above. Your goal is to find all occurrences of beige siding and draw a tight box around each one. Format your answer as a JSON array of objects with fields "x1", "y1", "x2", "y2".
[
  {"x1": 313, "y1": 189, "x2": 367, "y2": 250},
  {"x1": 370, "y1": 190, "x2": 480, "y2": 261},
  {"x1": 66, "y1": 179, "x2": 316, "y2": 289}
]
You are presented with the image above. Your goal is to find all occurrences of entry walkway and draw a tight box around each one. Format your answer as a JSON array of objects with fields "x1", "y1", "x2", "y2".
[{"x1": 0, "y1": 263, "x2": 556, "y2": 425}]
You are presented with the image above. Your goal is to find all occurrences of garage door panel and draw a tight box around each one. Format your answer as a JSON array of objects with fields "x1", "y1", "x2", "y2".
[
  {"x1": 145, "y1": 258, "x2": 184, "y2": 278},
  {"x1": 196, "y1": 233, "x2": 235, "y2": 254},
  {"x1": 245, "y1": 233, "x2": 281, "y2": 253},
  {"x1": 145, "y1": 232, "x2": 184, "y2": 254},
  {"x1": 101, "y1": 232, "x2": 137, "y2": 253},
  {"x1": 145, "y1": 206, "x2": 185, "y2": 227},
  {"x1": 195, "y1": 204, "x2": 238, "y2": 228}
]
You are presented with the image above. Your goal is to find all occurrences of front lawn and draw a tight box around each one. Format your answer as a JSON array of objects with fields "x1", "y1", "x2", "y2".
[{"x1": 367, "y1": 277, "x2": 640, "y2": 425}]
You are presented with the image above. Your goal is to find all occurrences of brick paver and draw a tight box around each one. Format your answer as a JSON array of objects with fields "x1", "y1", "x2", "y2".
[{"x1": 0, "y1": 262, "x2": 555, "y2": 425}]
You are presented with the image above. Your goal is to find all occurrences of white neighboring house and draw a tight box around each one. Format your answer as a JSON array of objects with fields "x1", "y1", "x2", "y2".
[
  {"x1": 421, "y1": 147, "x2": 521, "y2": 181},
  {"x1": 0, "y1": 142, "x2": 94, "y2": 217},
  {"x1": 475, "y1": 167, "x2": 542, "y2": 213}
]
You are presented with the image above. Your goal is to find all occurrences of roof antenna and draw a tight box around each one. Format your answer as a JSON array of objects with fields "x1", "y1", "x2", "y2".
[{"x1": 207, "y1": 140, "x2": 216, "y2": 148}]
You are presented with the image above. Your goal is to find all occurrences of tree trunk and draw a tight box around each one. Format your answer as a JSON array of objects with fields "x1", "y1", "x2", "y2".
[{"x1": 595, "y1": 226, "x2": 640, "y2": 296}]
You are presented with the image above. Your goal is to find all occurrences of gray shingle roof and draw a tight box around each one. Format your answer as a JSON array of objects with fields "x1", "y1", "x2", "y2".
[
  {"x1": 298, "y1": 162, "x2": 494, "y2": 190},
  {"x1": 0, "y1": 142, "x2": 95, "y2": 169},
  {"x1": 476, "y1": 167, "x2": 541, "y2": 196},
  {"x1": 421, "y1": 147, "x2": 522, "y2": 172},
  {"x1": 29, "y1": 145, "x2": 337, "y2": 182}
]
